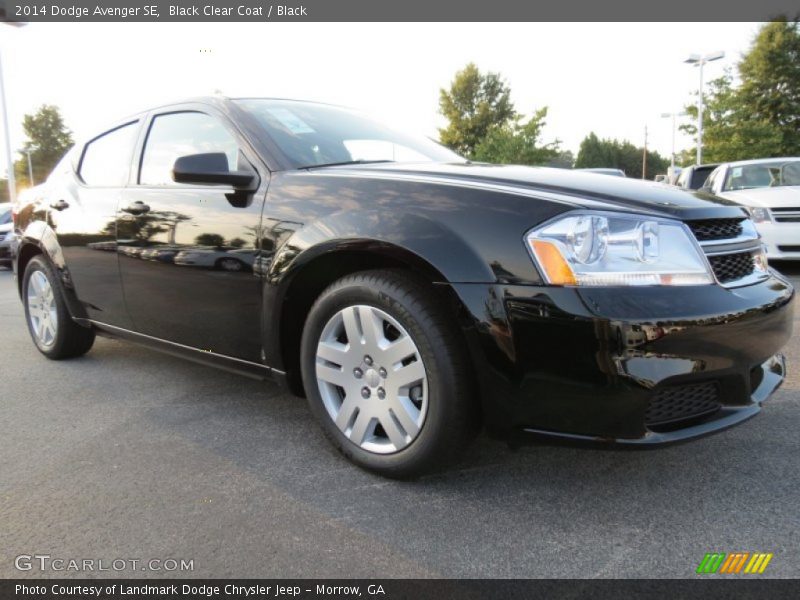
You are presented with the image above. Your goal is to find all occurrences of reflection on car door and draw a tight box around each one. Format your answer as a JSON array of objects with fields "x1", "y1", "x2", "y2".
[{"x1": 117, "y1": 108, "x2": 267, "y2": 362}]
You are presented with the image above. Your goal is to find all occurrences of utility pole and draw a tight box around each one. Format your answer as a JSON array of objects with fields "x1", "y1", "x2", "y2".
[{"x1": 642, "y1": 125, "x2": 648, "y2": 180}]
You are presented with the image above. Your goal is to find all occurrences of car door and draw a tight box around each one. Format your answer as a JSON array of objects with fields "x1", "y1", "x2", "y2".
[
  {"x1": 48, "y1": 120, "x2": 142, "y2": 329},
  {"x1": 117, "y1": 107, "x2": 267, "y2": 362}
]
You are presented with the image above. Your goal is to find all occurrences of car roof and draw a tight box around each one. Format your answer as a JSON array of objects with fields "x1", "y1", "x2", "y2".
[{"x1": 721, "y1": 157, "x2": 800, "y2": 167}]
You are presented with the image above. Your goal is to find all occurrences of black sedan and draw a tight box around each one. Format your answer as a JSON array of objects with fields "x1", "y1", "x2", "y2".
[{"x1": 11, "y1": 97, "x2": 793, "y2": 477}]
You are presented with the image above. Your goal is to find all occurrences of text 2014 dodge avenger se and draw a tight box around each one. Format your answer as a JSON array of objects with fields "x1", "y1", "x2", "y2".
[{"x1": 12, "y1": 98, "x2": 793, "y2": 477}]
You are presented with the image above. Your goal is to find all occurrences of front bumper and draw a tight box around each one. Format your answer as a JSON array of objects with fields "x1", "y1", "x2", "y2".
[
  {"x1": 451, "y1": 272, "x2": 794, "y2": 444},
  {"x1": 756, "y1": 220, "x2": 800, "y2": 260}
]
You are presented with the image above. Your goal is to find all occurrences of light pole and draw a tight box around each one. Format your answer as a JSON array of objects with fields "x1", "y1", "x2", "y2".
[
  {"x1": 661, "y1": 111, "x2": 687, "y2": 176},
  {"x1": 1, "y1": 20, "x2": 27, "y2": 204},
  {"x1": 684, "y1": 51, "x2": 725, "y2": 166},
  {"x1": 24, "y1": 146, "x2": 36, "y2": 186}
]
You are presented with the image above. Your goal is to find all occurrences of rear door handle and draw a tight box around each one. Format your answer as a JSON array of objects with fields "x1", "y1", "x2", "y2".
[
  {"x1": 121, "y1": 201, "x2": 150, "y2": 215},
  {"x1": 50, "y1": 199, "x2": 69, "y2": 211}
]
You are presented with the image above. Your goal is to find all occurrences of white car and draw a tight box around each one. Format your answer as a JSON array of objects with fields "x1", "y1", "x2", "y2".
[
  {"x1": 702, "y1": 158, "x2": 800, "y2": 260},
  {"x1": 173, "y1": 247, "x2": 257, "y2": 271}
]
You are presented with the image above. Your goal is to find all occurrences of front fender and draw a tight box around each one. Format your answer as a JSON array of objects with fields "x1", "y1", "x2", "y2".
[{"x1": 269, "y1": 209, "x2": 494, "y2": 284}]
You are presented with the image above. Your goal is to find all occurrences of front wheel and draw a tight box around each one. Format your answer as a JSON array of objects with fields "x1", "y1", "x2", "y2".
[
  {"x1": 300, "y1": 270, "x2": 479, "y2": 478},
  {"x1": 23, "y1": 255, "x2": 95, "y2": 359}
]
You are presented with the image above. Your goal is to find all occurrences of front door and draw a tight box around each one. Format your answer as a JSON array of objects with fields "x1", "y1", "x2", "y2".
[{"x1": 117, "y1": 109, "x2": 266, "y2": 362}]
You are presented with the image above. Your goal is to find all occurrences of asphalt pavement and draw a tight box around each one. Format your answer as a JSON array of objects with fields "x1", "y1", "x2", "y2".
[{"x1": 1, "y1": 264, "x2": 799, "y2": 579}]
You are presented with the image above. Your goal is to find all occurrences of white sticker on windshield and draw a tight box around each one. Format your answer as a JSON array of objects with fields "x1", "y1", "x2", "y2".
[
  {"x1": 732, "y1": 167, "x2": 743, "y2": 177},
  {"x1": 266, "y1": 108, "x2": 315, "y2": 134}
]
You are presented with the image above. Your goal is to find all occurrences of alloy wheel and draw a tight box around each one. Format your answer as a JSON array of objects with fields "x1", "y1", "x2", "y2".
[{"x1": 27, "y1": 270, "x2": 58, "y2": 348}]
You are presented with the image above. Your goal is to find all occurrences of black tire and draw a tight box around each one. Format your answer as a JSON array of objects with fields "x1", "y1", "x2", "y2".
[
  {"x1": 22, "y1": 255, "x2": 95, "y2": 359},
  {"x1": 300, "y1": 269, "x2": 479, "y2": 478}
]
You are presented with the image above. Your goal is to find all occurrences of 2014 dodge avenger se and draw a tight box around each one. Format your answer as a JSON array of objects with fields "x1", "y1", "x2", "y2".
[{"x1": 11, "y1": 97, "x2": 793, "y2": 477}]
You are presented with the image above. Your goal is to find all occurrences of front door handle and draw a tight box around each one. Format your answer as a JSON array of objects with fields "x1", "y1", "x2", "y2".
[
  {"x1": 121, "y1": 201, "x2": 151, "y2": 215},
  {"x1": 50, "y1": 199, "x2": 69, "y2": 211}
]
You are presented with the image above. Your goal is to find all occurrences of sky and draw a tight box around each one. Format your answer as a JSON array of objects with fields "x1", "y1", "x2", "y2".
[{"x1": 0, "y1": 22, "x2": 762, "y2": 176}]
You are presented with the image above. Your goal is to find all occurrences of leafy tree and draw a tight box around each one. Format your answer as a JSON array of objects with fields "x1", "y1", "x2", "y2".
[
  {"x1": 546, "y1": 149, "x2": 575, "y2": 169},
  {"x1": 680, "y1": 19, "x2": 800, "y2": 162},
  {"x1": 227, "y1": 237, "x2": 247, "y2": 248},
  {"x1": 575, "y1": 132, "x2": 669, "y2": 179},
  {"x1": 738, "y1": 18, "x2": 800, "y2": 155},
  {"x1": 438, "y1": 63, "x2": 516, "y2": 157},
  {"x1": 195, "y1": 233, "x2": 226, "y2": 247},
  {"x1": 14, "y1": 105, "x2": 74, "y2": 187},
  {"x1": 472, "y1": 108, "x2": 560, "y2": 166}
]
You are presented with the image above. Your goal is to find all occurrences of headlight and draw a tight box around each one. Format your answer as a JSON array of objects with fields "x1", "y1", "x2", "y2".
[
  {"x1": 748, "y1": 207, "x2": 772, "y2": 223},
  {"x1": 525, "y1": 212, "x2": 714, "y2": 286}
]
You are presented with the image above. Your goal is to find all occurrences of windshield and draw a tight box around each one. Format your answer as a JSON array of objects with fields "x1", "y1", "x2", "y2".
[
  {"x1": 235, "y1": 99, "x2": 463, "y2": 169},
  {"x1": 723, "y1": 159, "x2": 800, "y2": 191}
]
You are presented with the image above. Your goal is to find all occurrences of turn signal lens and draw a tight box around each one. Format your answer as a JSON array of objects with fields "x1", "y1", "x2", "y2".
[{"x1": 530, "y1": 240, "x2": 576, "y2": 285}]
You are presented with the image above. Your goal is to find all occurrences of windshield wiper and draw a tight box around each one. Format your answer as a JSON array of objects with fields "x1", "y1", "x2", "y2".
[{"x1": 297, "y1": 159, "x2": 395, "y2": 170}]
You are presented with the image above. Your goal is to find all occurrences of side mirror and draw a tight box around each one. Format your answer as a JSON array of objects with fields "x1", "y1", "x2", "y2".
[{"x1": 172, "y1": 153, "x2": 255, "y2": 188}]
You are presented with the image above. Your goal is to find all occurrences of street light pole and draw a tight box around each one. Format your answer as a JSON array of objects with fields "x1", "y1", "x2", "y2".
[
  {"x1": 0, "y1": 49, "x2": 15, "y2": 203},
  {"x1": 1, "y1": 20, "x2": 26, "y2": 204},
  {"x1": 661, "y1": 111, "x2": 688, "y2": 175},
  {"x1": 685, "y1": 51, "x2": 725, "y2": 166},
  {"x1": 25, "y1": 148, "x2": 34, "y2": 186}
]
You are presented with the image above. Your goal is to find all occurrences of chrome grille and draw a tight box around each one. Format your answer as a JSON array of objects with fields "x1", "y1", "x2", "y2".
[
  {"x1": 771, "y1": 208, "x2": 800, "y2": 223},
  {"x1": 684, "y1": 217, "x2": 764, "y2": 287},
  {"x1": 687, "y1": 218, "x2": 744, "y2": 242},
  {"x1": 707, "y1": 252, "x2": 756, "y2": 283}
]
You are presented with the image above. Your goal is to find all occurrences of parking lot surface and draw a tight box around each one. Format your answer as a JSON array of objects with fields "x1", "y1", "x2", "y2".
[{"x1": 1, "y1": 265, "x2": 799, "y2": 578}]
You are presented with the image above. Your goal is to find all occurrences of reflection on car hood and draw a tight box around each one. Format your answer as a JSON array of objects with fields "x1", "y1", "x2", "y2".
[
  {"x1": 0, "y1": 223, "x2": 13, "y2": 234},
  {"x1": 321, "y1": 162, "x2": 747, "y2": 220},
  {"x1": 718, "y1": 186, "x2": 800, "y2": 208}
]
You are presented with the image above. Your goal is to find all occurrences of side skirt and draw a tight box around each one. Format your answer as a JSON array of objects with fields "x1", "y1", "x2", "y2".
[{"x1": 77, "y1": 319, "x2": 285, "y2": 383}]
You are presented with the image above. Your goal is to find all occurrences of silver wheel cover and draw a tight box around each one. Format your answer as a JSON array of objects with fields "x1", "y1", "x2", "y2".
[
  {"x1": 26, "y1": 270, "x2": 58, "y2": 348},
  {"x1": 315, "y1": 304, "x2": 428, "y2": 454}
]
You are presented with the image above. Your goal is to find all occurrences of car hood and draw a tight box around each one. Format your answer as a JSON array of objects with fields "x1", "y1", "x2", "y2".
[
  {"x1": 0, "y1": 222, "x2": 13, "y2": 234},
  {"x1": 717, "y1": 186, "x2": 800, "y2": 208},
  {"x1": 322, "y1": 162, "x2": 747, "y2": 220}
]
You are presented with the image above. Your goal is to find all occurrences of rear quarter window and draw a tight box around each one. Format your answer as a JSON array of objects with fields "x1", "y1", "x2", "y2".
[{"x1": 79, "y1": 121, "x2": 139, "y2": 187}]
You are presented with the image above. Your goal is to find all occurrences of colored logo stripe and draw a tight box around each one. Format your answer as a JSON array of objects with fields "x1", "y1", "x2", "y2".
[
  {"x1": 697, "y1": 553, "x2": 773, "y2": 574},
  {"x1": 744, "y1": 553, "x2": 773, "y2": 574}
]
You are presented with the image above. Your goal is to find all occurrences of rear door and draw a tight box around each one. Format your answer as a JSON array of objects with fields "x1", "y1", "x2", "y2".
[
  {"x1": 117, "y1": 106, "x2": 267, "y2": 362},
  {"x1": 49, "y1": 120, "x2": 141, "y2": 328}
]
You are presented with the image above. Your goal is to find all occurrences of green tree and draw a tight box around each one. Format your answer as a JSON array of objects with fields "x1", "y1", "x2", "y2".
[
  {"x1": 195, "y1": 233, "x2": 226, "y2": 247},
  {"x1": 472, "y1": 108, "x2": 560, "y2": 166},
  {"x1": 680, "y1": 19, "x2": 800, "y2": 162},
  {"x1": 438, "y1": 63, "x2": 516, "y2": 157},
  {"x1": 547, "y1": 149, "x2": 575, "y2": 169},
  {"x1": 738, "y1": 18, "x2": 800, "y2": 155},
  {"x1": 14, "y1": 105, "x2": 74, "y2": 188},
  {"x1": 575, "y1": 133, "x2": 669, "y2": 179}
]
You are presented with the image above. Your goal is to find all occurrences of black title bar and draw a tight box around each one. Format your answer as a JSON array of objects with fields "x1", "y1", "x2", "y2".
[
  {"x1": 3, "y1": 579, "x2": 800, "y2": 600},
  {"x1": 1, "y1": 0, "x2": 800, "y2": 22}
]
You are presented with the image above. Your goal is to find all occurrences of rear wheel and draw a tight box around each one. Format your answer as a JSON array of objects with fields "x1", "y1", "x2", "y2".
[
  {"x1": 23, "y1": 256, "x2": 95, "y2": 359},
  {"x1": 300, "y1": 270, "x2": 479, "y2": 478}
]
